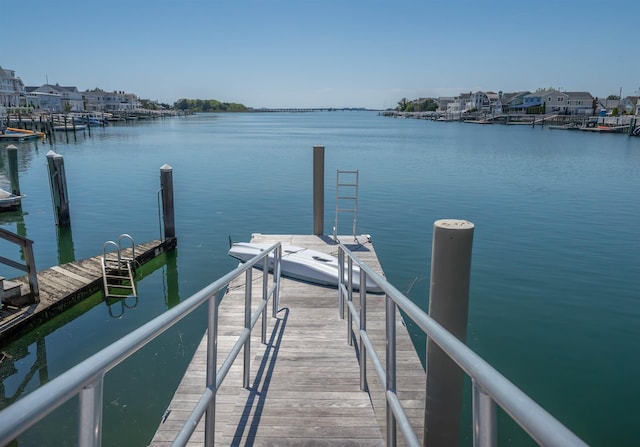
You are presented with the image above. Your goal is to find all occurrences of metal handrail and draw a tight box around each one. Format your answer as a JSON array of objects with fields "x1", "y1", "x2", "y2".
[
  {"x1": 0, "y1": 242, "x2": 282, "y2": 447},
  {"x1": 337, "y1": 242, "x2": 588, "y2": 447}
]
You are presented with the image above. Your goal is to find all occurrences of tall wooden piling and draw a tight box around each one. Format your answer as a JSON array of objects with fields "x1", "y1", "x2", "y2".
[
  {"x1": 424, "y1": 219, "x2": 474, "y2": 447},
  {"x1": 160, "y1": 164, "x2": 175, "y2": 240},
  {"x1": 6, "y1": 144, "x2": 20, "y2": 196},
  {"x1": 46, "y1": 150, "x2": 71, "y2": 226},
  {"x1": 313, "y1": 145, "x2": 324, "y2": 235}
]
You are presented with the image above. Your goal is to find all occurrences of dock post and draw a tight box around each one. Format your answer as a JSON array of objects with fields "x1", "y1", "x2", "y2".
[
  {"x1": 6, "y1": 144, "x2": 20, "y2": 196},
  {"x1": 160, "y1": 164, "x2": 175, "y2": 240},
  {"x1": 313, "y1": 145, "x2": 324, "y2": 235},
  {"x1": 46, "y1": 150, "x2": 71, "y2": 226},
  {"x1": 424, "y1": 219, "x2": 474, "y2": 447}
]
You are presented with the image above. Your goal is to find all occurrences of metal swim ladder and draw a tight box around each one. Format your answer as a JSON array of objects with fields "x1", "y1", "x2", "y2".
[
  {"x1": 101, "y1": 234, "x2": 137, "y2": 298},
  {"x1": 333, "y1": 169, "x2": 358, "y2": 242}
]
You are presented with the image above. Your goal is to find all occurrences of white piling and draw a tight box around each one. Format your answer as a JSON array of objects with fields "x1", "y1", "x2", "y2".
[{"x1": 424, "y1": 219, "x2": 474, "y2": 447}]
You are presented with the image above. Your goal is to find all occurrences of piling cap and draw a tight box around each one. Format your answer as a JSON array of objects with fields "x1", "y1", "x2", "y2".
[
  {"x1": 46, "y1": 150, "x2": 58, "y2": 157},
  {"x1": 6, "y1": 144, "x2": 17, "y2": 150},
  {"x1": 160, "y1": 163, "x2": 173, "y2": 171},
  {"x1": 434, "y1": 219, "x2": 474, "y2": 230}
]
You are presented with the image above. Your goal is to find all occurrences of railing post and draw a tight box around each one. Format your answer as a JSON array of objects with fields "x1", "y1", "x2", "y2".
[
  {"x1": 272, "y1": 245, "x2": 281, "y2": 318},
  {"x1": 78, "y1": 375, "x2": 104, "y2": 447},
  {"x1": 160, "y1": 164, "x2": 175, "y2": 240},
  {"x1": 262, "y1": 254, "x2": 269, "y2": 344},
  {"x1": 23, "y1": 239, "x2": 40, "y2": 303},
  {"x1": 424, "y1": 219, "x2": 474, "y2": 447},
  {"x1": 205, "y1": 293, "x2": 219, "y2": 447},
  {"x1": 338, "y1": 248, "x2": 344, "y2": 318},
  {"x1": 347, "y1": 256, "x2": 353, "y2": 345},
  {"x1": 473, "y1": 381, "x2": 497, "y2": 447},
  {"x1": 386, "y1": 294, "x2": 397, "y2": 447},
  {"x1": 359, "y1": 268, "x2": 367, "y2": 391},
  {"x1": 313, "y1": 145, "x2": 324, "y2": 235},
  {"x1": 243, "y1": 268, "x2": 252, "y2": 389}
]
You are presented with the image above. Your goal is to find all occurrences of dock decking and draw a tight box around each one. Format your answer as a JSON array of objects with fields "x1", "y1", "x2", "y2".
[
  {"x1": 150, "y1": 234, "x2": 426, "y2": 446},
  {"x1": 0, "y1": 238, "x2": 176, "y2": 344}
]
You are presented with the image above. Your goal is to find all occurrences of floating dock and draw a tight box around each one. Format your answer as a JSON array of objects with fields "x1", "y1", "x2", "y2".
[
  {"x1": 150, "y1": 234, "x2": 426, "y2": 446},
  {"x1": 0, "y1": 238, "x2": 177, "y2": 344}
]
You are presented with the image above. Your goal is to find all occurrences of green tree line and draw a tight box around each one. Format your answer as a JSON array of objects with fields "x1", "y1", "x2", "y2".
[{"x1": 174, "y1": 98, "x2": 248, "y2": 112}]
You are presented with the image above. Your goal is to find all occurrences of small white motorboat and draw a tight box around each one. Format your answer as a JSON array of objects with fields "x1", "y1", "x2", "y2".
[
  {"x1": 228, "y1": 242, "x2": 383, "y2": 293},
  {"x1": 0, "y1": 188, "x2": 24, "y2": 212}
]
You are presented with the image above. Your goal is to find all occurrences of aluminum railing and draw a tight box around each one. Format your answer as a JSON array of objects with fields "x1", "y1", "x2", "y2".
[
  {"x1": 337, "y1": 242, "x2": 588, "y2": 447},
  {"x1": 0, "y1": 242, "x2": 282, "y2": 447}
]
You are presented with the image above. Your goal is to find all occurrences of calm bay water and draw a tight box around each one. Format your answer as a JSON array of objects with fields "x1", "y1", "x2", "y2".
[{"x1": 1, "y1": 112, "x2": 638, "y2": 446}]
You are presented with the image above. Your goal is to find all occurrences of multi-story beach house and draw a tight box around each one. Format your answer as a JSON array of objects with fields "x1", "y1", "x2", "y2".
[
  {"x1": 28, "y1": 84, "x2": 85, "y2": 112},
  {"x1": 83, "y1": 89, "x2": 140, "y2": 113},
  {"x1": 0, "y1": 66, "x2": 26, "y2": 109}
]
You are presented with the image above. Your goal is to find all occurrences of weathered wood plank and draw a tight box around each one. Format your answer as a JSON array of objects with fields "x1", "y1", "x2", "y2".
[{"x1": 150, "y1": 234, "x2": 425, "y2": 446}]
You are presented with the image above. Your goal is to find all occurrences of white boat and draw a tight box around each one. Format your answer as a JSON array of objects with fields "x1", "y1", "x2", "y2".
[
  {"x1": 228, "y1": 242, "x2": 383, "y2": 293},
  {"x1": 0, "y1": 188, "x2": 24, "y2": 212}
]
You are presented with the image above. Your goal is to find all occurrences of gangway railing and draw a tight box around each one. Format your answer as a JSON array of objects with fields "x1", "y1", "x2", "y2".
[
  {"x1": 337, "y1": 242, "x2": 587, "y2": 447},
  {"x1": 0, "y1": 242, "x2": 282, "y2": 447},
  {"x1": 0, "y1": 227, "x2": 39, "y2": 303}
]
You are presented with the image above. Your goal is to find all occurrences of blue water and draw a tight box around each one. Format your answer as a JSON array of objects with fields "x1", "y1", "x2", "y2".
[{"x1": 1, "y1": 112, "x2": 639, "y2": 446}]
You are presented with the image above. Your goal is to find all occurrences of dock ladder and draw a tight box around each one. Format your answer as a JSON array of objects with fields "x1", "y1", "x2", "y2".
[
  {"x1": 101, "y1": 234, "x2": 137, "y2": 298},
  {"x1": 333, "y1": 169, "x2": 359, "y2": 242}
]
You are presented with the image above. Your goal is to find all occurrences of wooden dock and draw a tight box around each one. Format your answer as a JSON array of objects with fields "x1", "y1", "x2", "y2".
[
  {"x1": 150, "y1": 234, "x2": 425, "y2": 446},
  {"x1": 0, "y1": 238, "x2": 177, "y2": 345}
]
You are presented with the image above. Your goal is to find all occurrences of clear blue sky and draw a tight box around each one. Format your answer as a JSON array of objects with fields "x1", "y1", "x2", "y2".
[{"x1": 3, "y1": 0, "x2": 639, "y2": 109}]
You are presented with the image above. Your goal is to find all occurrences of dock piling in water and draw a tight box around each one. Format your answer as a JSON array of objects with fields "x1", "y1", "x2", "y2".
[
  {"x1": 160, "y1": 164, "x2": 175, "y2": 240},
  {"x1": 6, "y1": 144, "x2": 20, "y2": 196},
  {"x1": 46, "y1": 150, "x2": 71, "y2": 226},
  {"x1": 424, "y1": 219, "x2": 474, "y2": 447},
  {"x1": 313, "y1": 145, "x2": 324, "y2": 235}
]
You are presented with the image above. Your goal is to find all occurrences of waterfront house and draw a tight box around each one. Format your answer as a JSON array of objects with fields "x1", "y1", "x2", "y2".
[
  {"x1": 84, "y1": 89, "x2": 140, "y2": 113},
  {"x1": 0, "y1": 66, "x2": 26, "y2": 109},
  {"x1": 25, "y1": 88, "x2": 63, "y2": 112},
  {"x1": 514, "y1": 90, "x2": 568, "y2": 114},
  {"x1": 501, "y1": 91, "x2": 531, "y2": 112},
  {"x1": 30, "y1": 84, "x2": 84, "y2": 112},
  {"x1": 565, "y1": 92, "x2": 594, "y2": 115},
  {"x1": 446, "y1": 92, "x2": 473, "y2": 114},
  {"x1": 620, "y1": 96, "x2": 639, "y2": 115}
]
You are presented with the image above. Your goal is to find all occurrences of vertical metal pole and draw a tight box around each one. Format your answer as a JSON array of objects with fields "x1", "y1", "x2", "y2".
[
  {"x1": 386, "y1": 295, "x2": 397, "y2": 447},
  {"x1": 424, "y1": 219, "x2": 474, "y2": 447},
  {"x1": 205, "y1": 295, "x2": 219, "y2": 447},
  {"x1": 78, "y1": 376, "x2": 104, "y2": 447},
  {"x1": 243, "y1": 269, "x2": 252, "y2": 389},
  {"x1": 472, "y1": 381, "x2": 497, "y2": 447},
  {"x1": 262, "y1": 254, "x2": 269, "y2": 344},
  {"x1": 359, "y1": 269, "x2": 367, "y2": 391},
  {"x1": 347, "y1": 255, "x2": 353, "y2": 346},
  {"x1": 272, "y1": 245, "x2": 281, "y2": 318},
  {"x1": 338, "y1": 248, "x2": 344, "y2": 318},
  {"x1": 160, "y1": 164, "x2": 175, "y2": 240},
  {"x1": 313, "y1": 145, "x2": 324, "y2": 235}
]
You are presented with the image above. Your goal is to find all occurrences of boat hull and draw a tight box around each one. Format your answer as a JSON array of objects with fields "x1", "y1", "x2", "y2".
[{"x1": 228, "y1": 242, "x2": 383, "y2": 293}]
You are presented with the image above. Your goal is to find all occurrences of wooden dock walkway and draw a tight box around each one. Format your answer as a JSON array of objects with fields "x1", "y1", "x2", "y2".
[
  {"x1": 0, "y1": 238, "x2": 177, "y2": 345},
  {"x1": 150, "y1": 234, "x2": 425, "y2": 446}
]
